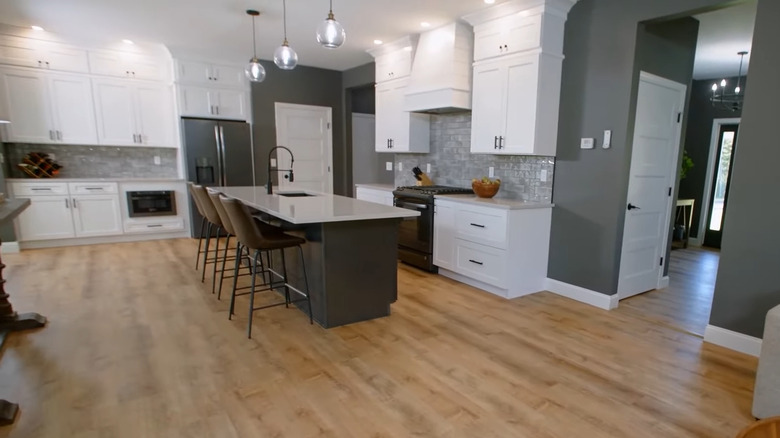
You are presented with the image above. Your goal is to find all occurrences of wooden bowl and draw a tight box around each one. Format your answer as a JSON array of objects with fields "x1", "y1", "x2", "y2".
[{"x1": 472, "y1": 181, "x2": 500, "y2": 198}]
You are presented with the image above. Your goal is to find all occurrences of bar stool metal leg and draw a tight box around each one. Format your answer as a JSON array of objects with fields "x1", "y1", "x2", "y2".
[
  {"x1": 211, "y1": 226, "x2": 222, "y2": 294},
  {"x1": 201, "y1": 222, "x2": 212, "y2": 283},
  {"x1": 247, "y1": 250, "x2": 260, "y2": 339},
  {"x1": 229, "y1": 243, "x2": 243, "y2": 319},
  {"x1": 217, "y1": 234, "x2": 231, "y2": 300},
  {"x1": 280, "y1": 248, "x2": 291, "y2": 307},
  {"x1": 195, "y1": 216, "x2": 206, "y2": 270}
]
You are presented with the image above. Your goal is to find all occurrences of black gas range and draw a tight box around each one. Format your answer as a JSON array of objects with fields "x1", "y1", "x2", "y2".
[{"x1": 393, "y1": 185, "x2": 474, "y2": 272}]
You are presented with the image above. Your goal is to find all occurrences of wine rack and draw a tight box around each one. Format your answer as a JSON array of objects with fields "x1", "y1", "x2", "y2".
[{"x1": 16, "y1": 152, "x2": 62, "y2": 178}]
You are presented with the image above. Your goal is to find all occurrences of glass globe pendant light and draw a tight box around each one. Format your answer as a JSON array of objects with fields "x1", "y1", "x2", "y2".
[
  {"x1": 315, "y1": 0, "x2": 346, "y2": 49},
  {"x1": 273, "y1": 0, "x2": 298, "y2": 70},
  {"x1": 244, "y1": 9, "x2": 266, "y2": 82}
]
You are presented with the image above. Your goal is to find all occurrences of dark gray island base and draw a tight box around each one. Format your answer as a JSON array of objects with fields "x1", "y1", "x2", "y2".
[{"x1": 281, "y1": 218, "x2": 401, "y2": 328}]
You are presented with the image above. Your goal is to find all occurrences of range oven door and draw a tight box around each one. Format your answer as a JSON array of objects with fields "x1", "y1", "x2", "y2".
[{"x1": 394, "y1": 196, "x2": 434, "y2": 255}]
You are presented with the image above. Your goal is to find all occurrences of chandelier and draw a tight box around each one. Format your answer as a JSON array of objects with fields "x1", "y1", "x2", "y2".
[{"x1": 710, "y1": 51, "x2": 748, "y2": 112}]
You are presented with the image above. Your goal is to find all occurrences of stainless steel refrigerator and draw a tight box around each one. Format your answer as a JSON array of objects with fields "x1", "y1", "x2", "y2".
[{"x1": 181, "y1": 118, "x2": 254, "y2": 238}]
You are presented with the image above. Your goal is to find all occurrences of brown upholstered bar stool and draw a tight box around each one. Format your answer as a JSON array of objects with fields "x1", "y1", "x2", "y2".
[
  {"x1": 220, "y1": 195, "x2": 313, "y2": 338},
  {"x1": 206, "y1": 188, "x2": 257, "y2": 300},
  {"x1": 190, "y1": 185, "x2": 227, "y2": 293},
  {"x1": 187, "y1": 182, "x2": 209, "y2": 270}
]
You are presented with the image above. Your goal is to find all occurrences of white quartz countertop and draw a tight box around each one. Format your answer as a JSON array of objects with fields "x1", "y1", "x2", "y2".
[
  {"x1": 436, "y1": 194, "x2": 554, "y2": 210},
  {"x1": 6, "y1": 178, "x2": 186, "y2": 183},
  {"x1": 219, "y1": 186, "x2": 419, "y2": 224},
  {"x1": 354, "y1": 183, "x2": 395, "y2": 192}
]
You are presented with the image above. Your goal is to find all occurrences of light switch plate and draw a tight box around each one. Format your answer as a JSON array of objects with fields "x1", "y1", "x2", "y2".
[
  {"x1": 602, "y1": 130, "x2": 612, "y2": 149},
  {"x1": 385, "y1": 161, "x2": 393, "y2": 171},
  {"x1": 270, "y1": 158, "x2": 277, "y2": 167},
  {"x1": 426, "y1": 163, "x2": 431, "y2": 174},
  {"x1": 540, "y1": 169, "x2": 547, "y2": 182},
  {"x1": 580, "y1": 138, "x2": 595, "y2": 149},
  {"x1": 153, "y1": 156, "x2": 161, "y2": 165},
  {"x1": 398, "y1": 162, "x2": 403, "y2": 172},
  {"x1": 488, "y1": 166, "x2": 495, "y2": 178}
]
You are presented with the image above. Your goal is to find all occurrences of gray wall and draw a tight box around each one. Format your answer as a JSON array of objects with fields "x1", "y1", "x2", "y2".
[
  {"x1": 395, "y1": 113, "x2": 555, "y2": 201},
  {"x1": 709, "y1": 0, "x2": 780, "y2": 338},
  {"x1": 548, "y1": 0, "x2": 732, "y2": 295},
  {"x1": 679, "y1": 76, "x2": 745, "y2": 239},
  {"x1": 250, "y1": 61, "x2": 344, "y2": 194}
]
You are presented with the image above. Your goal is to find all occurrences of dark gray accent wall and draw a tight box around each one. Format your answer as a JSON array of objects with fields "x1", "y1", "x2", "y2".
[
  {"x1": 548, "y1": 0, "x2": 732, "y2": 295},
  {"x1": 710, "y1": 0, "x2": 779, "y2": 338},
  {"x1": 679, "y1": 76, "x2": 745, "y2": 239},
  {"x1": 250, "y1": 61, "x2": 344, "y2": 194}
]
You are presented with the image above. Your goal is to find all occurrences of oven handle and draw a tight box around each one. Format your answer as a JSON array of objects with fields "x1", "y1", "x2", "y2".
[{"x1": 395, "y1": 201, "x2": 428, "y2": 210}]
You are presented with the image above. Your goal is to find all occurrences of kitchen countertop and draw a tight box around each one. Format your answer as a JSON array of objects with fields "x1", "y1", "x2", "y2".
[
  {"x1": 219, "y1": 186, "x2": 419, "y2": 224},
  {"x1": 354, "y1": 183, "x2": 395, "y2": 192},
  {"x1": 436, "y1": 194, "x2": 554, "y2": 210},
  {"x1": 6, "y1": 178, "x2": 187, "y2": 183}
]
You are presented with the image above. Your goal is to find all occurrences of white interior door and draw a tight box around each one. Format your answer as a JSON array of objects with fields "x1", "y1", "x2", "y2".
[
  {"x1": 274, "y1": 103, "x2": 333, "y2": 193},
  {"x1": 618, "y1": 72, "x2": 686, "y2": 300}
]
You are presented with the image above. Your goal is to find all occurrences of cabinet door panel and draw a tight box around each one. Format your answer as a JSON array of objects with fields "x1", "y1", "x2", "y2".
[
  {"x1": 16, "y1": 196, "x2": 75, "y2": 241},
  {"x1": 470, "y1": 62, "x2": 504, "y2": 153},
  {"x1": 92, "y1": 79, "x2": 136, "y2": 146},
  {"x1": 126, "y1": 53, "x2": 167, "y2": 81},
  {"x1": 136, "y1": 84, "x2": 175, "y2": 147},
  {"x1": 214, "y1": 89, "x2": 247, "y2": 120},
  {"x1": 212, "y1": 64, "x2": 245, "y2": 88},
  {"x1": 503, "y1": 56, "x2": 538, "y2": 154},
  {"x1": 176, "y1": 59, "x2": 212, "y2": 85},
  {"x1": 72, "y1": 195, "x2": 123, "y2": 237},
  {"x1": 1, "y1": 69, "x2": 53, "y2": 143},
  {"x1": 0, "y1": 36, "x2": 40, "y2": 69},
  {"x1": 178, "y1": 86, "x2": 212, "y2": 117},
  {"x1": 88, "y1": 51, "x2": 128, "y2": 77},
  {"x1": 43, "y1": 45, "x2": 89, "y2": 73},
  {"x1": 388, "y1": 80, "x2": 409, "y2": 151},
  {"x1": 374, "y1": 83, "x2": 394, "y2": 152},
  {"x1": 48, "y1": 74, "x2": 98, "y2": 144},
  {"x1": 433, "y1": 201, "x2": 456, "y2": 270}
]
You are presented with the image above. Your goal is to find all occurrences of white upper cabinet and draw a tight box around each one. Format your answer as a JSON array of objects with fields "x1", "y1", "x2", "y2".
[
  {"x1": 178, "y1": 85, "x2": 248, "y2": 120},
  {"x1": 176, "y1": 59, "x2": 245, "y2": 88},
  {"x1": 368, "y1": 36, "x2": 417, "y2": 84},
  {"x1": 374, "y1": 78, "x2": 430, "y2": 153},
  {"x1": 93, "y1": 78, "x2": 176, "y2": 147},
  {"x1": 464, "y1": 0, "x2": 575, "y2": 156},
  {"x1": 0, "y1": 68, "x2": 97, "y2": 144},
  {"x1": 0, "y1": 35, "x2": 89, "y2": 73},
  {"x1": 88, "y1": 50, "x2": 169, "y2": 81}
]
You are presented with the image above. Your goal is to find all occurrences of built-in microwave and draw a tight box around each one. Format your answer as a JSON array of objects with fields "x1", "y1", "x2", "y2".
[{"x1": 127, "y1": 191, "x2": 177, "y2": 217}]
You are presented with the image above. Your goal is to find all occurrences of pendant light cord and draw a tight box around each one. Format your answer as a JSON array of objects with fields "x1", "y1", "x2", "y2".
[
  {"x1": 330, "y1": 0, "x2": 334, "y2": 14},
  {"x1": 737, "y1": 53, "x2": 745, "y2": 91},
  {"x1": 252, "y1": 15, "x2": 258, "y2": 57},
  {"x1": 283, "y1": 0, "x2": 288, "y2": 41}
]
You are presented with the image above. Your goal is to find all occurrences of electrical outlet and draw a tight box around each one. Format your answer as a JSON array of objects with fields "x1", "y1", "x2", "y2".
[
  {"x1": 488, "y1": 166, "x2": 494, "y2": 178},
  {"x1": 398, "y1": 162, "x2": 403, "y2": 172},
  {"x1": 385, "y1": 161, "x2": 393, "y2": 171},
  {"x1": 153, "y1": 156, "x2": 161, "y2": 165},
  {"x1": 540, "y1": 169, "x2": 547, "y2": 182},
  {"x1": 580, "y1": 138, "x2": 595, "y2": 149},
  {"x1": 270, "y1": 158, "x2": 277, "y2": 167},
  {"x1": 426, "y1": 163, "x2": 431, "y2": 173}
]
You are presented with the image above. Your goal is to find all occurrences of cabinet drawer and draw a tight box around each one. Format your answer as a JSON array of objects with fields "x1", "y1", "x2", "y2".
[
  {"x1": 124, "y1": 218, "x2": 184, "y2": 234},
  {"x1": 454, "y1": 239, "x2": 507, "y2": 288},
  {"x1": 473, "y1": 14, "x2": 542, "y2": 61},
  {"x1": 68, "y1": 182, "x2": 118, "y2": 195},
  {"x1": 11, "y1": 182, "x2": 69, "y2": 196},
  {"x1": 455, "y1": 206, "x2": 508, "y2": 249}
]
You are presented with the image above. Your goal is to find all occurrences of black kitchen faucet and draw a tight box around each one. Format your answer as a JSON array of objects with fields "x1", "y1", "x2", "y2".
[{"x1": 266, "y1": 146, "x2": 294, "y2": 195}]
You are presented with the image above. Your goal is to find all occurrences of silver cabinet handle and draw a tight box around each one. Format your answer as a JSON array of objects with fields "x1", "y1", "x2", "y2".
[
  {"x1": 31, "y1": 188, "x2": 52, "y2": 191},
  {"x1": 56, "y1": 130, "x2": 62, "y2": 140},
  {"x1": 132, "y1": 134, "x2": 137, "y2": 143},
  {"x1": 38, "y1": 60, "x2": 42, "y2": 67},
  {"x1": 210, "y1": 105, "x2": 214, "y2": 115},
  {"x1": 49, "y1": 130, "x2": 54, "y2": 140},
  {"x1": 45, "y1": 61, "x2": 50, "y2": 68},
  {"x1": 146, "y1": 224, "x2": 163, "y2": 228},
  {"x1": 494, "y1": 136, "x2": 498, "y2": 149},
  {"x1": 72, "y1": 198, "x2": 77, "y2": 208},
  {"x1": 137, "y1": 133, "x2": 143, "y2": 144},
  {"x1": 215, "y1": 106, "x2": 219, "y2": 115},
  {"x1": 499, "y1": 136, "x2": 504, "y2": 149},
  {"x1": 65, "y1": 198, "x2": 69, "y2": 209}
]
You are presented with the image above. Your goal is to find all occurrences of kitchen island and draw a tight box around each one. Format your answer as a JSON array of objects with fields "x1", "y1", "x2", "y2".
[{"x1": 218, "y1": 187, "x2": 418, "y2": 328}]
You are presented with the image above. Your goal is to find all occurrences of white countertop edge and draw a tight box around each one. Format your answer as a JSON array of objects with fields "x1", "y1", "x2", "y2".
[
  {"x1": 354, "y1": 183, "x2": 396, "y2": 192},
  {"x1": 435, "y1": 194, "x2": 554, "y2": 210},
  {"x1": 7, "y1": 178, "x2": 187, "y2": 183}
]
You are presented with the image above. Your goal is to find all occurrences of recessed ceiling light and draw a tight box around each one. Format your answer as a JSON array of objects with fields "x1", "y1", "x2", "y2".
[
  {"x1": 374, "y1": 39, "x2": 383, "y2": 45},
  {"x1": 122, "y1": 39, "x2": 134, "y2": 45},
  {"x1": 403, "y1": 46, "x2": 413, "y2": 52},
  {"x1": 31, "y1": 25, "x2": 44, "y2": 31},
  {"x1": 484, "y1": 0, "x2": 496, "y2": 4},
  {"x1": 421, "y1": 22, "x2": 431, "y2": 28}
]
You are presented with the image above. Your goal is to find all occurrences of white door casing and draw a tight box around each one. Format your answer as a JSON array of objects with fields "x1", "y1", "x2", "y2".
[
  {"x1": 274, "y1": 102, "x2": 333, "y2": 193},
  {"x1": 618, "y1": 72, "x2": 687, "y2": 300}
]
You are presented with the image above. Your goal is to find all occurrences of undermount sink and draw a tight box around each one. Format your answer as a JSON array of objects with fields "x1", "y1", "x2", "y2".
[{"x1": 277, "y1": 192, "x2": 316, "y2": 197}]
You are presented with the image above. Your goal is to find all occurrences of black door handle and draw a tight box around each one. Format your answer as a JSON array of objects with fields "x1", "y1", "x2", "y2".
[{"x1": 627, "y1": 203, "x2": 641, "y2": 211}]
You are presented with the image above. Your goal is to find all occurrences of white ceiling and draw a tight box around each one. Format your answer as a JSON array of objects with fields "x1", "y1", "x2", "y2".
[
  {"x1": 693, "y1": 1, "x2": 756, "y2": 80},
  {"x1": 0, "y1": 0, "x2": 502, "y2": 71}
]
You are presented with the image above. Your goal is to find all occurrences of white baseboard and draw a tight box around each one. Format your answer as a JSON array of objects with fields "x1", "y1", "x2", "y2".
[
  {"x1": 0, "y1": 241, "x2": 20, "y2": 254},
  {"x1": 19, "y1": 232, "x2": 190, "y2": 250},
  {"x1": 658, "y1": 276, "x2": 670, "y2": 289},
  {"x1": 545, "y1": 278, "x2": 619, "y2": 310},
  {"x1": 704, "y1": 325, "x2": 762, "y2": 357}
]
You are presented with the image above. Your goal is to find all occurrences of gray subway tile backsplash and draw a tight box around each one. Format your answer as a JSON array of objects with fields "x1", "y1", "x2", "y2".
[
  {"x1": 4, "y1": 143, "x2": 179, "y2": 179},
  {"x1": 394, "y1": 113, "x2": 554, "y2": 202}
]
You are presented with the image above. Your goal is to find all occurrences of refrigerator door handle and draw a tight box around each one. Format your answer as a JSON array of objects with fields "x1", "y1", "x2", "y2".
[
  {"x1": 213, "y1": 125, "x2": 223, "y2": 187},
  {"x1": 218, "y1": 125, "x2": 227, "y2": 186}
]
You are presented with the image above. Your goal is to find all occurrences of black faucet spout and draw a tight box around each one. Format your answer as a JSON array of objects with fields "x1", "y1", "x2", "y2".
[{"x1": 266, "y1": 146, "x2": 295, "y2": 195}]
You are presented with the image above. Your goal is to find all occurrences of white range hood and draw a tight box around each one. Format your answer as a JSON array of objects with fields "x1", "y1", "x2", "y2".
[{"x1": 404, "y1": 22, "x2": 474, "y2": 113}]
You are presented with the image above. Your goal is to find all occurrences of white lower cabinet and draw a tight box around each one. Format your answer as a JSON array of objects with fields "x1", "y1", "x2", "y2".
[
  {"x1": 16, "y1": 195, "x2": 75, "y2": 241},
  {"x1": 433, "y1": 198, "x2": 552, "y2": 298},
  {"x1": 71, "y1": 194, "x2": 122, "y2": 237},
  {"x1": 355, "y1": 186, "x2": 394, "y2": 206}
]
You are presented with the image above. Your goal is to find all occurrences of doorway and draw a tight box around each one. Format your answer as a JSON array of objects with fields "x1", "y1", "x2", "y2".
[
  {"x1": 702, "y1": 122, "x2": 739, "y2": 248},
  {"x1": 274, "y1": 102, "x2": 333, "y2": 193}
]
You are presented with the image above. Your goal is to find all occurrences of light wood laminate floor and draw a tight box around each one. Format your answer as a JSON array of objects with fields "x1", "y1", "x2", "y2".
[
  {"x1": 619, "y1": 247, "x2": 719, "y2": 337},
  {"x1": 0, "y1": 239, "x2": 755, "y2": 437}
]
